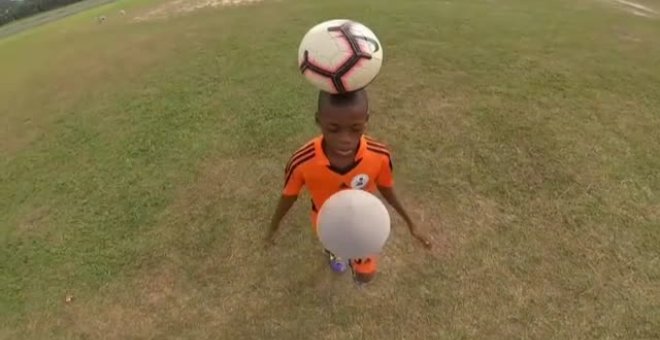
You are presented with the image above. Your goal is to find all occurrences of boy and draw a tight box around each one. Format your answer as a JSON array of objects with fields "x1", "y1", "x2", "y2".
[{"x1": 266, "y1": 89, "x2": 431, "y2": 284}]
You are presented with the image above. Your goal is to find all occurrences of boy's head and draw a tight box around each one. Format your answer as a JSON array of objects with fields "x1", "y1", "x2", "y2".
[{"x1": 316, "y1": 89, "x2": 369, "y2": 157}]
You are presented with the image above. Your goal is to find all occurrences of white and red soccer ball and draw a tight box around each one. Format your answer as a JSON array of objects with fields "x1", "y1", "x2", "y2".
[{"x1": 298, "y1": 19, "x2": 383, "y2": 94}]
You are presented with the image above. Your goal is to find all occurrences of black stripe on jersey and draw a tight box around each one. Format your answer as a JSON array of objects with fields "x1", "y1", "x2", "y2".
[
  {"x1": 284, "y1": 153, "x2": 315, "y2": 186},
  {"x1": 293, "y1": 141, "x2": 314, "y2": 156},
  {"x1": 285, "y1": 142, "x2": 314, "y2": 169},
  {"x1": 285, "y1": 145, "x2": 315, "y2": 174},
  {"x1": 366, "y1": 141, "x2": 390, "y2": 152},
  {"x1": 367, "y1": 147, "x2": 393, "y2": 171},
  {"x1": 365, "y1": 136, "x2": 388, "y2": 146},
  {"x1": 365, "y1": 139, "x2": 388, "y2": 149},
  {"x1": 367, "y1": 144, "x2": 391, "y2": 156},
  {"x1": 367, "y1": 146, "x2": 391, "y2": 157}
]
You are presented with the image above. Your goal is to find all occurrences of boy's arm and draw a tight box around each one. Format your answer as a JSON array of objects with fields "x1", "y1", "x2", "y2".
[
  {"x1": 377, "y1": 186, "x2": 414, "y2": 228},
  {"x1": 267, "y1": 155, "x2": 306, "y2": 245},
  {"x1": 378, "y1": 186, "x2": 432, "y2": 249},
  {"x1": 266, "y1": 195, "x2": 298, "y2": 244},
  {"x1": 375, "y1": 150, "x2": 432, "y2": 249}
]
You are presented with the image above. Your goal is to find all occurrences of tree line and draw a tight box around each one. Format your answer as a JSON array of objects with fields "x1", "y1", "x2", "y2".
[{"x1": 0, "y1": 0, "x2": 86, "y2": 26}]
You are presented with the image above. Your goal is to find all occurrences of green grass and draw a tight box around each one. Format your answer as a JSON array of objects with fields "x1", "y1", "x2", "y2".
[{"x1": 1, "y1": 0, "x2": 659, "y2": 338}]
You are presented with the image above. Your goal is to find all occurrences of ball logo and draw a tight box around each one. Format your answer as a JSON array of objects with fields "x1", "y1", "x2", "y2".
[
  {"x1": 354, "y1": 35, "x2": 380, "y2": 53},
  {"x1": 351, "y1": 174, "x2": 370, "y2": 189}
]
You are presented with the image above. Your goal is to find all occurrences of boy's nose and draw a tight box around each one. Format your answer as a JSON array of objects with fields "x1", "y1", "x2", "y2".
[
  {"x1": 339, "y1": 132, "x2": 354, "y2": 144},
  {"x1": 339, "y1": 140, "x2": 354, "y2": 149}
]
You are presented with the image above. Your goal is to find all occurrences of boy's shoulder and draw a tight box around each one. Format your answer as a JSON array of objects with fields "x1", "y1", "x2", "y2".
[
  {"x1": 363, "y1": 135, "x2": 394, "y2": 172},
  {"x1": 363, "y1": 135, "x2": 390, "y2": 148},
  {"x1": 284, "y1": 136, "x2": 321, "y2": 171},
  {"x1": 363, "y1": 135, "x2": 392, "y2": 157},
  {"x1": 287, "y1": 135, "x2": 321, "y2": 156}
]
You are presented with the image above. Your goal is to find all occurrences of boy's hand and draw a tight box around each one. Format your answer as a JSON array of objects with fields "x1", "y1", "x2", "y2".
[
  {"x1": 412, "y1": 232, "x2": 432, "y2": 249},
  {"x1": 264, "y1": 230, "x2": 277, "y2": 247},
  {"x1": 409, "y1": 223, "x2": 432, "y2": 249},
  {"x1": 266, "y1": 195, "x2": 297, "y2": 249},
  {"x1": 377, "y1": 186, "x2": 432, "y2": 250}
]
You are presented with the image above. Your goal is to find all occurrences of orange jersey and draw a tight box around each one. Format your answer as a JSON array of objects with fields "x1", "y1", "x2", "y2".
[{"x1": 282, "y1": 135, "x2": 394, "y2": 214}]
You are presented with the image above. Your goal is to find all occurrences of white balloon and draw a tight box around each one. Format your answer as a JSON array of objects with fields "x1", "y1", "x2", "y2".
[{"x1": 317, "y1": 189, "x2": 391, "y2": 259}]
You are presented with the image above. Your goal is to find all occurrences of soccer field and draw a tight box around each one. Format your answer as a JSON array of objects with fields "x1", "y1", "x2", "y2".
[{"x1": 1, "y1": 0, "x2": 659, "y2": 338}]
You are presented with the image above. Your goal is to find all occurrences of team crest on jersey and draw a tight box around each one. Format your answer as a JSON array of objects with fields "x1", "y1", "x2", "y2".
[{"x1": 350, "y1": 174, "x2": 370, "y2": 189}]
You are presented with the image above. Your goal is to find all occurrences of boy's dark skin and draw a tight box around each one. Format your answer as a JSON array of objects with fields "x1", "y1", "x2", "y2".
[{"x1": 267, "y1": 90, "x2": 432, "y2": 249}]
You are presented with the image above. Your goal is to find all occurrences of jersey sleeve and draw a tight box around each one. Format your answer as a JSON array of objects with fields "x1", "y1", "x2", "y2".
[
  {"x1": 376, "y1": 153, "x2": 394, "y2": 187},
  {"x1": 282, "y1": 161, "x2": 305, "y2": 196},
  {"x1": 282, "y1": 140, "x2": 317, "y2": 196}
]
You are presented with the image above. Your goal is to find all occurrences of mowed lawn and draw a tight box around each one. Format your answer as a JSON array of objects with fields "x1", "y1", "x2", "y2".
[{"x1": 1, "y1": 0, "x2": 659, "y2": 338}]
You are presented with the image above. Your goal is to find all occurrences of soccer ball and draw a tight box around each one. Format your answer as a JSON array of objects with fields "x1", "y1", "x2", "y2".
[
  {"x1": 317, "y1": 189, "x2": 391, "y2": 259},
  {"x1": 298, "y1": 19, "x2": 383, "y2": 94}
]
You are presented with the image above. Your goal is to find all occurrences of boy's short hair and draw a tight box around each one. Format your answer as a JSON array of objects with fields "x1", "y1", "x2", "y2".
[{"x1": 317, "y1": 89, "x2": 368, "y2": 112}]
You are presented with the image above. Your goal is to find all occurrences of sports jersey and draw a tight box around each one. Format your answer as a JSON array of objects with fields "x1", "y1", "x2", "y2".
[{"x1": 282, "y1": 135, "x2": 394, "y2": 215}]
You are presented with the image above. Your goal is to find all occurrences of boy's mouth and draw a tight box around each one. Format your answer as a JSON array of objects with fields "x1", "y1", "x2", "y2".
[
  {"x1": 334, "y1": 148, "x2": 354, "y2": 156},
  {"x1": 330, "y1": 145, "x2": 356, "y2": 157}
]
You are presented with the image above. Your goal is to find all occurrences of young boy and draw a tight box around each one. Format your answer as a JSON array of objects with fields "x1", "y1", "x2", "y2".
[{"x1": 266, "y1": 89, "x2": 431, "y2": 284}]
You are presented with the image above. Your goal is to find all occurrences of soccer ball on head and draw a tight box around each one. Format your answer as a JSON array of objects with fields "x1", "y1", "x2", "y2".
[{"x1": 298, "y1": 19, "x2": 383, "y2": 94}]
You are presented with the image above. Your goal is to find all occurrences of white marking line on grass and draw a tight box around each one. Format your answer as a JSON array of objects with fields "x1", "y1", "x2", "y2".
[
  {"x1": 134, "y1": 0, "x2": 263, "y2": 22},
  {"x1": 615, "y1": 0, "x2": 657, "y2": 14},
  {"x1": 631, "y1": 9, "x2": 652, "y2": 17},
  {"x1": 610, "y1": 0, "x2": 658, "y2": 18}
]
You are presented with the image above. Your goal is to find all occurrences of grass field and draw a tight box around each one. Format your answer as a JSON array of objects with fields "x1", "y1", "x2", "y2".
[
  {"x1": 0, "y1": 0, "x2": 119, "y2": 40},
  {"x1": 1, "y1": 0, "x2": 659, "y2": 338}
]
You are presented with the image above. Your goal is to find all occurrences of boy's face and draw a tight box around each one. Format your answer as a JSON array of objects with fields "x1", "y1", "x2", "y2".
[{"x1": 317, "y1": 105, "x2": 368, "y2": 157}]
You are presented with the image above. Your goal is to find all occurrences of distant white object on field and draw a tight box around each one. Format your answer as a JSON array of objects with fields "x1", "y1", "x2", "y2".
[
  {"x1": 96, "y1": 15, "x2": 106, "y2": 23},
  {"x1": 298, "y1": 19, "x2": 383, "y2": 94},
  {"x1": 317, "y1": 189, "x2": 391, "y2": 259},
  {"x1": 119, "y1": 9, "x2": 127, "y2": 15}
]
